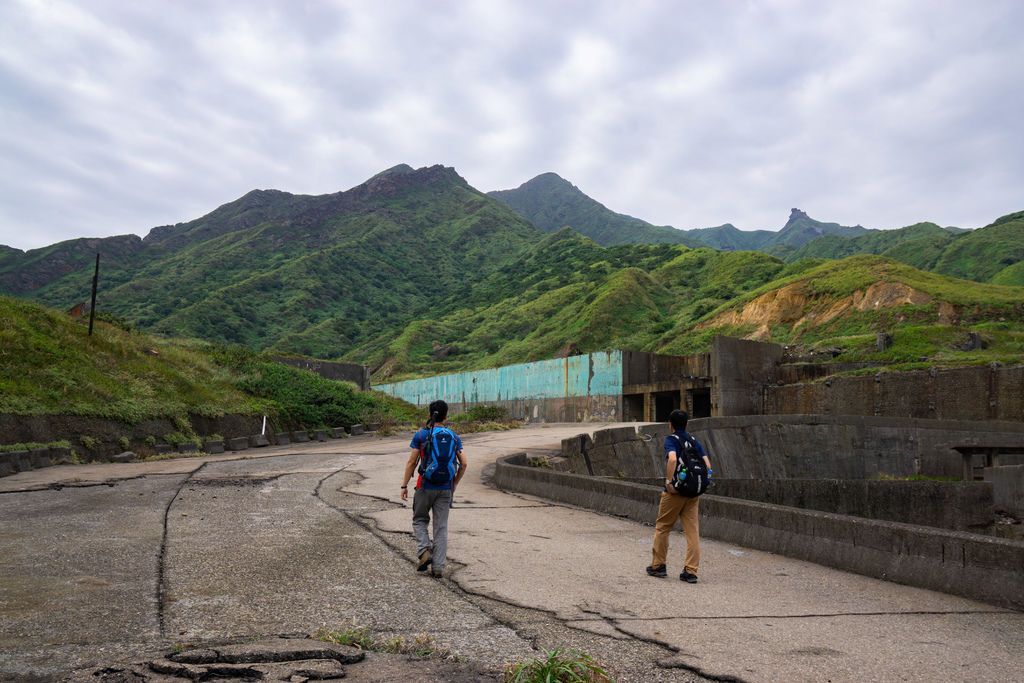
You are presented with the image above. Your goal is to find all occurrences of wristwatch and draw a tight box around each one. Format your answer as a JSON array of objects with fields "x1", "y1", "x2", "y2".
[{"x1": 665, "y1": 479, "x2": 672, "y2": 487}]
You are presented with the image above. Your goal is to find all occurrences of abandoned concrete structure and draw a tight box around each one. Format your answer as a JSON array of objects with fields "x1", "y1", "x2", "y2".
[{"x1": 374, "y1": 335, "x2": 1024, "y2": 424}]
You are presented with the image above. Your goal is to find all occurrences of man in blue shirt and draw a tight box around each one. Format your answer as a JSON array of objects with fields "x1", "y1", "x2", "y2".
[
  {"x1": 401, "y1": 400, "x2": 466, "y2": 577},
  {"x1": 647, "y1": 409, "x2": 711, "y2": 583}
]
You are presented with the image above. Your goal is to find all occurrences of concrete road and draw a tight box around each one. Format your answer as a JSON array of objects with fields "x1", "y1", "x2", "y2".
[{"x1": 1, "y1": 423, "x2": 1021, "y2": 682}]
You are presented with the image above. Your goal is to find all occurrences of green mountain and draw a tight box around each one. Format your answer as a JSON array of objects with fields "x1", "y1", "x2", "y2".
[
  {"x1": 487, "y1": 172, "x2": 700, "y2": 247},
  {"x1": 3, "y1": 165, "x2": 1022, "y2": 385},
  {"x1": 786, "y1": 222, "x2": 952, "y2": 262},
  {"x1": 488, "y1": 173, "x2": 871, "y2": 252},
  {"x1": 1, "y1": 165, "x2": 541, "y2": 357}
]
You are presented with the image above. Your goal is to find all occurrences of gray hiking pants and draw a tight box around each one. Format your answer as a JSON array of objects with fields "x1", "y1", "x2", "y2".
[{"x1": 412, "y1": 488, "x2": 452, "y2": 570}]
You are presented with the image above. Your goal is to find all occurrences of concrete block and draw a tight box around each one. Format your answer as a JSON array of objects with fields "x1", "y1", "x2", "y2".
[
  {"x1": 349, "y1": 424, "x2": 364, "y2": 436},
  {"x1": 227, "y1": 437, "x2": 249, "y2": 452},
  {"x1": 204, "y1": 440, "x2": 225, "y2": 454},
  {"x1": 592, "y1": 426, "x2": 637, "y2": 447},
  {"x1": 176, "y1": 442, "x2": 199, "y2": 453},
  {"x1": 30, "y1": 447, "x2": 51, "y2": 468},
  {"x1": 0, "y1": 454, "x2": 15, "y2": 477},
  {"x1": 314, "y1": 429, "x2": 328, "y2": 442},
  {"x1": 155, "y1": 444, "x2": 173, "y2": 455},
  {"x1": 111, "y1": 451, "x2": 135, "y2": 464},
  {"x1": 366, "y1": 422, "x2": 380, "y2": 432},
  {"x1": 275, "y1": 432, "x2": 291, "y2": 446},
  {"x1": 330, "y1": 428, "x2": 348, "y2": 438},
  {"x1": 249, "y1": 434, "x2": 270, "y2": 448},
  {"x1": 586, "y1": 444, "x2": 619, "y2": 477},
  {"x1": 292, "y1": 431, "x2": 310, "y2": 443}
]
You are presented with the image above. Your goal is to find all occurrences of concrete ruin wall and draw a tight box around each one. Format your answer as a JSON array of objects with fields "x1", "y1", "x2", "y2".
[
  {"x1": 765, "y1": 363, "x2": 1024, "y2": 422},
  {"x1": 711, "y1": 336, "x2": 784, "y2": 416},
  {"x1": 986, "y1": 465, "x2": 1024, "y2": 517},
  {"x1": 273, "y1": 356, "x2": 370, "y2": 391},
  {"x1": 373, "y1": 351, "x2": 624, "y2": 422}
]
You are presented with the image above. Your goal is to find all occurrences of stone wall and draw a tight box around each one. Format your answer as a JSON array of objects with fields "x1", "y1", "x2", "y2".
[
  {"x1": 766, "y1": 363, "x2": 1024, "y2": 422},
  {"x1": 0, "y1": 413, "x2": 269, "y2": 460}
]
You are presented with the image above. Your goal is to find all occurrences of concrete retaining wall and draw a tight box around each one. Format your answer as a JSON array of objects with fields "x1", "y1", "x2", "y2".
[
  {"x1": 272, "y1": 356, "x2": 370, "y2": 391},
  {"x1": 373, "y1": 351, "x2": 625, "y2": 422},
  {"x1": 708, "y1": 478, "x2": 994, "y2": 532},
  {"x1": 688, "y1": 415, "x2": 1024, "y2": 480},
  {"x1": 766, "y1": 363, "x2": 1024, "y2": 422},
  {"x1": 986, "y1": 465, "x2": 1024, "y2": 517},
  {"x1": 494, "y1": 453, "x2": 1024, "y2": 611}
]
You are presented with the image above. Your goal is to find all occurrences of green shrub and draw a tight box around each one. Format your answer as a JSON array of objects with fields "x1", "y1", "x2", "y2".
[{"x1": 504, "y1": 648, "x2": 613, "y2": 682}]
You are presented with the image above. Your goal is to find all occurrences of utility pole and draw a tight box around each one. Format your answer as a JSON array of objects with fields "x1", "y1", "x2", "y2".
[{"x1": 88, "y1": 253, "x2": 99, "y2": 336}]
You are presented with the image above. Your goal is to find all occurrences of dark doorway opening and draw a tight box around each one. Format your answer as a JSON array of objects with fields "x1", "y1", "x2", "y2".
[
  {"x1": 623, "y1": 393, "x2": 644, "y2": 422},
  {"x1": 688, "y1": 388, "x2": 711, "y2": 418},
  {"x1": 653, "y1": 391, "x2": 680, "y2": 422}
]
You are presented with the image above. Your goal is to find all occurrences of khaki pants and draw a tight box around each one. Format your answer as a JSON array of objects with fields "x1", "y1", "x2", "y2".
[{"x1": 651, "y1": 491, "x2": 700, "y2": 575}]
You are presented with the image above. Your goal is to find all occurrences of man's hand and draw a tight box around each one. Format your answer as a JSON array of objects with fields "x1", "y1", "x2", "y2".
[{"x1": 400, "y1": 486, "x2": 408, "y2": 502}]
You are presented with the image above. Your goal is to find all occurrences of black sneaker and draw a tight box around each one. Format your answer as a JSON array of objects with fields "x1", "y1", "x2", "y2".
[
  {"x1": 646, "y1": 564, "x2": 667, "y2": 578},
  {"x1": 416, "y1": 549, "x2": 432, "y2": 572},
  {"x1": 680, "y1": 571, "x2": 698, "y2": 583}
]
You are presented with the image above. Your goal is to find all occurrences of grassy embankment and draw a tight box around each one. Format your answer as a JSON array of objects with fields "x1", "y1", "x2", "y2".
[{"x1": 0, "y1": 296, "x2": 423, "y2": 454}]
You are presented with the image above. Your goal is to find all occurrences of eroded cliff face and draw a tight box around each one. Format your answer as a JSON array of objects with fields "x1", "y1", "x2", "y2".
[{"x1": 698, "y1": 281, "x2": 959, "y2": 339}]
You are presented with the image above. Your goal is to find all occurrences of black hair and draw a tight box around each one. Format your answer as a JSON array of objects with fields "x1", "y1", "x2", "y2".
[
  {"x1": 427, "y1": 399, "x2": 448, "y2": 427},
  {"x1": 419, "y1": 400, "x2": 449, "y2": 465},
  {"x1": 669, "y1": 409, "x2": 688, "y2": 431}
]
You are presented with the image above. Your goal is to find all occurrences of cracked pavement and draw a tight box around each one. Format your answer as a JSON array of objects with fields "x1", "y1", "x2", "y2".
[{"x1": 1, "y1": 423, "x2": 1021, "y2": 681}]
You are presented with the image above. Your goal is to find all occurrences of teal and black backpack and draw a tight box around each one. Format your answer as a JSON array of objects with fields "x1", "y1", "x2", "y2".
[{"x1": 418, "y1": 426, "x2": 459, "y2": 486}]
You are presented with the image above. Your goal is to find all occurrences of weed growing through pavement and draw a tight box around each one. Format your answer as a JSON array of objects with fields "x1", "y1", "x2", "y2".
[
  {"x1": 504, "y1": 647, "x2": 613, "y2": 682},
  {"x1": 314, "y1": 622, "x2": 464, "y2": 662}
]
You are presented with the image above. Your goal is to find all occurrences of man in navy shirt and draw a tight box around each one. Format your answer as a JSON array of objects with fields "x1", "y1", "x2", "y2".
[
  {"x1": 401, "y1": 400, "x2": 466, "y2": 577},
  {"x1": 647, "y1": 409, "x2": 711, "y2": 583}
]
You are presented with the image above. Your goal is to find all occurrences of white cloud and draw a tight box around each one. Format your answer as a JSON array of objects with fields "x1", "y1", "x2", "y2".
[{"x1": 0, "y1": 0, "x2": 1022, "y2": 250}]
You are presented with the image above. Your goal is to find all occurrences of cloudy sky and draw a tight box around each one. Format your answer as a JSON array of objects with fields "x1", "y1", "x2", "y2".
[{"x1": 2, "y1": 0, "x2": 1022, "y2": 251}]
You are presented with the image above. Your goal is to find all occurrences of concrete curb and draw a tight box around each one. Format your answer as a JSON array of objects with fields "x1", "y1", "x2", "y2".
[{"x1": 494, "y1": 453, "x2": 1024, "y2": 611}]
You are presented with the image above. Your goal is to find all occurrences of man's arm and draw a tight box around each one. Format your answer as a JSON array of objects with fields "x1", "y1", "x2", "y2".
[
  {"x1": 452, "y1": 450, "x2": 467, "y2": 493},
  {"x1": 665, "y1": 451, "x2": 677, "y2": 492},
  {"x1": 401, "y1": 448, "x2": 419, "y2": 501}
]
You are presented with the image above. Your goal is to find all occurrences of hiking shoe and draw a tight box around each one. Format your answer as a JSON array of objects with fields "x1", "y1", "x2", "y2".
[
  {"x1": 416, "y1": 549, "x2": 432, "y2": 572},
  {"x1": 646, "y1": 564, "x2": 667, "y2": 578},
  {"x1": 680, "y1": 571, "x2": 698, "y2": 583},
  {"x1": 429, "y1": 569, "x2": 443, "y2": 578}
]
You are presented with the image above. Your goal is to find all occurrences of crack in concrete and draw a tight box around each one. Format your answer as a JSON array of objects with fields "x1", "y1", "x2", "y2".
[
  {"x1": 156, "y1": 462, "x2": 210, "y2": 639},
  {"x1": 313, "y1": 468, "x2": 700, "y2": 679},
  {"x1": 617, "y1": 609, "x2": 1014, "y2": 620}
]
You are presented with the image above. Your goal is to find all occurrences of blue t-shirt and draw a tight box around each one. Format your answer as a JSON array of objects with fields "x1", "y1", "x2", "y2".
[
  {"x1": 410, "y1": 426, "x2": 463, "y2": 490},
  {"x1": 663, "y1": 429, "x2": 706, "y2": 461}
]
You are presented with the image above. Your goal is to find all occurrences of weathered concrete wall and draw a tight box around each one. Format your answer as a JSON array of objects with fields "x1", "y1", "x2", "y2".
[
  {"x1": 273, "y1": 356, "x2": 370, "y2": 391},
  {"x1": 766, "y1": 363, "x2": 1024, "y2": 422},
  {"x1": 373, "y1": 351, "x2": 624, "y2": 422},
  {"x1": 688, "y1": 415, "x2": 1024, "y2": 480},
  {"x1": 985, "y1": 465, "x2": 1024, "y2": 517},
  {"x1": 711, "y1": 336, "x2": 783, "y2": 416},
  {"x1": 494, "y1": 453, "x2": 1024, "y2": 611},
  {"x1": 708, "y1": 479, "x2": 994, "y2": 532},
  {"x1": 621, "y1": 350, "x2": 710, "y2": 388}
]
